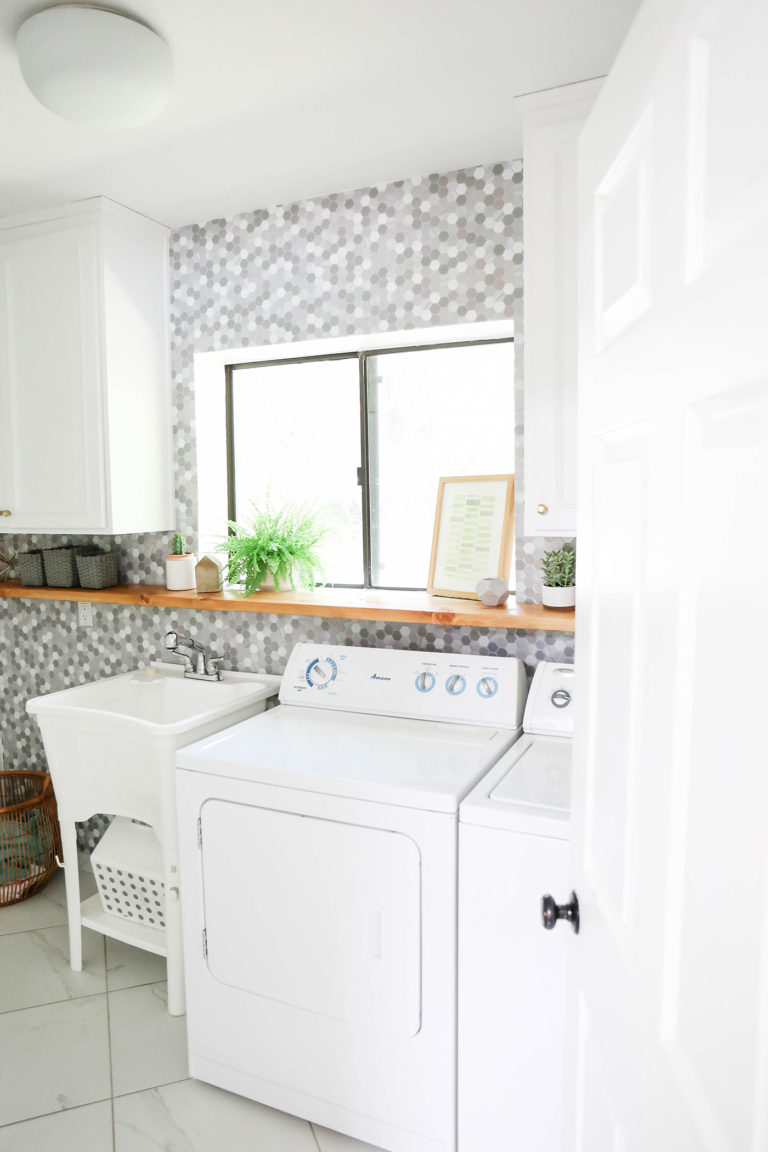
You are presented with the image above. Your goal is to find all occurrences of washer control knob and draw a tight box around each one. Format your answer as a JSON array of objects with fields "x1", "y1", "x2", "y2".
[
  {"x1": 445, "y1": 674, "x2": 466, "y2": 696},
  {"x1": 477, "y1": 677, "x2": 498, "y2": 698},
  {"x1": 551, "y1": 688, "x2": 571, "y2": 709},
  {"x1": 306, "y1": 658, "x2": 337, "y2": 687},
  {"x1": 415, "y1": 672, "x2": 436, "y2": 693}
]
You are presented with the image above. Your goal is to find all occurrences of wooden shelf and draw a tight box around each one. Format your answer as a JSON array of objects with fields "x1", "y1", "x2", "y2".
[{"x1": 0, "y1": 580, "x2": 575, "y2": 633}]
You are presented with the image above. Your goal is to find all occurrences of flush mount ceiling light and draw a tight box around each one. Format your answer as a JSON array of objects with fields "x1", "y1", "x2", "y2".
[{"x1": 16, "y1": 5, "x2": 172, "y2": 129}]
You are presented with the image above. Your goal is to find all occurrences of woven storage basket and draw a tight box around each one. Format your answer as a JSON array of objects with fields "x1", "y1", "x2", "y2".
[
  {"x1": 16, "y1": 549, "x2": 46, "y2": 587},
  {"x1": 42, "y1": 546, "x2": 92, "y2": 588},
  {"x1": 0, "y1": 772, "x2": 61, "y2": 906},
  {"x1": 76, "y1": 549, "x2": 118, "y2": 590}
]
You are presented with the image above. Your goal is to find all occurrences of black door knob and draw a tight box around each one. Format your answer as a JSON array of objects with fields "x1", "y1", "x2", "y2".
[{"x1": 541, "y1": 890, "x2": 580, "y2": 934}]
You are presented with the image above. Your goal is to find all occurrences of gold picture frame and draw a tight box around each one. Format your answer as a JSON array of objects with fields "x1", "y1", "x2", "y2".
[{"x1": 427, "y1": 474, "x2": 514, "y2": 600}]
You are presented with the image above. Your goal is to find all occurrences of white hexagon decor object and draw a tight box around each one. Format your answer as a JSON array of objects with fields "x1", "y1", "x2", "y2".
[{"x1": 475, "y1": 577, "x2": 509, "y2": 607}]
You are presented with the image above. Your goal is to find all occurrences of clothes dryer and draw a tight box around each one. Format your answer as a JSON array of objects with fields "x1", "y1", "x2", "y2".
[{"x1": 175, "y1": 643, "x2": 528, "y2": 1152}]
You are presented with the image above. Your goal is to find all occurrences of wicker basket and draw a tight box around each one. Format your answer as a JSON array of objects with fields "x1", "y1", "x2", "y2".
[
  {"x1": 16, "y1": 550, "x2": 46, "y2": 587},
  {"x1": 76, "y1": 549, "x2": 118, "y2": 590},
  {"x1": 0, "y1": 772, "x2": 61, "y2": 906},
  {"x1": 42, "y1": 546, "x2": 88, "y2": 588}
]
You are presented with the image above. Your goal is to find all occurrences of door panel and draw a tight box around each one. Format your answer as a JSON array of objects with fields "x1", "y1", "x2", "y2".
[
  {"x1": 571, "y1": 0, "x2": 768, "y2": 1148},
  {"x1": 0, "y1": 225, "x2": 105, "y2": 530},
  {"x1": 201, "y1": 800, "x2": 422, "y2": 1036}
]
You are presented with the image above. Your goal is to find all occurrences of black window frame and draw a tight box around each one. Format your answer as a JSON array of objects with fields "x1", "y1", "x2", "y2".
[{"x1": 224, "y1": 335, "x2": 514, "y2": 591}]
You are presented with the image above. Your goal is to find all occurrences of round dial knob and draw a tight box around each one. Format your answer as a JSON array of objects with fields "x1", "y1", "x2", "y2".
[
  {"x1": 445, "y1": 674, "x2": 466, "y2": 696},
  {"x1": 551, "y1": 688, "x2": 571, "y2": 709},
  {"x1": 477, "y1": 676, "x2": 498, "y2": 698},
  {"x1": 306, "y1": 658, "x2": 337, "y2": 688},
  {"x1": 415, "y1": 672, "x2": 436, "y2": 693}
]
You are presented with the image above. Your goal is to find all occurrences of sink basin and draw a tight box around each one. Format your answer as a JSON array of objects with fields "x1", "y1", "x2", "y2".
[
  {"x1": 26, "y1": 660, "x2": 281, "y2": 1016},
  {"x1": 27, "y1": 661, "x2": 282, "y2": 736}
]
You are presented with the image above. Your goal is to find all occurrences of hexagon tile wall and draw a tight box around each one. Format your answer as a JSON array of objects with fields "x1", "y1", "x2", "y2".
[{"x1": 0, "y1": 159, "x2": 575, "y2": 849}]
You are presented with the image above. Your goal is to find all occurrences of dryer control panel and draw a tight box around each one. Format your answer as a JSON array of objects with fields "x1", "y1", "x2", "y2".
[
  {"x1": 279, "y1": 643, "x2": 528, "y2": 729},
  {"x1": 522, "y1": 662, "x2": 576, "y2": 737}
]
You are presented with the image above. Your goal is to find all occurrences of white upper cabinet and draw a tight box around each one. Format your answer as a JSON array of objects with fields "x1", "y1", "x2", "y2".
[
  {"x1": 0, "y1": 197, "x2": 172, "y2": 534},
  {"x1": 521, "y1": 80, "x2": 601, "y2": 537}
]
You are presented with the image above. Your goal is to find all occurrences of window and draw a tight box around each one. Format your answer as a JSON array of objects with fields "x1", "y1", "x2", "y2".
[{"x1": 225, "y1": 337, "x2": 514, "y2": 590}]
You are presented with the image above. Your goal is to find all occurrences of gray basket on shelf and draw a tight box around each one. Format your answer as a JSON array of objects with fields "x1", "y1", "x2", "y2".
[
  {"x1": 16, "y1": 550, "x2": 45, "y2": 587},
  {"x1": 76, "y1": 550, "x2": 118, "y2": 590},
  {"x1": 42, "y1": 546, "x2": 86, "y2": 588}
]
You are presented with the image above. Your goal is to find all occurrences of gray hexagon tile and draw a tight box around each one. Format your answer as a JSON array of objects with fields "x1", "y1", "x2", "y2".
[{"x1": 0, "y1": 158, "x2": 576, "y2": 853}]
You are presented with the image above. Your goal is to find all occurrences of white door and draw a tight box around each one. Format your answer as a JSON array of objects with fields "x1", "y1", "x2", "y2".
[{"x1": 569, "y1": 0, "x2": 768, "y2": 1148}]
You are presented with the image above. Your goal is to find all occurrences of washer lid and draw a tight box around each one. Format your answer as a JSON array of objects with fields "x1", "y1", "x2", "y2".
[
  {"x1": 176, "y1": 705, "x2": 518, "y2": 814},
  {"x1": 490, "y1": 738, "x2": 571, "y2": 811},
  {"x1": 460, "y1": 735, "x2": 571, "y2": 838}
]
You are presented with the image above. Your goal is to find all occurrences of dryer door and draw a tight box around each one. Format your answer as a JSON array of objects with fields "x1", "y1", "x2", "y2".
[{"x1": 199, "y1": 799, "x2": 422, "y2": 1037}]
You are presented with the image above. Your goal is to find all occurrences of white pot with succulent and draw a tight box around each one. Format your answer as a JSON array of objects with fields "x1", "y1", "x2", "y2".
[
  {"x1": 540, "y1": 543, "x2": 575, "y2": 608},
  {"x1": 165, "y1": 532, "x2": 197, "y2": 591}
]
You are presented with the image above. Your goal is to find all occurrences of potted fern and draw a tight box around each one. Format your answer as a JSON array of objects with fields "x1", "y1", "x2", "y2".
[
  {"x1": 165, "y1": 531, "x2": 197, "y2": 591},
  {"x1": 218, "y1": 501, "x2": 328, "y2": 595},
  {"x1": 541, "y1": 543, "x2": 575, "y2": 608}
]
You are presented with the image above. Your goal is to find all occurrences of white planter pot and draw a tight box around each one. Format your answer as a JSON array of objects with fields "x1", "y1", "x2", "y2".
[
  {"x1": 541, "y1": 584, "x2": 575, "y2": 608},
  {"x1": 166, "y1": 553, "x2": 197, "y2": 591}
]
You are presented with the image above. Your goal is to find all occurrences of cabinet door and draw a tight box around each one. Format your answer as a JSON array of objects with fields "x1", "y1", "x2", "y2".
[
  {"x1": 522, "y1": 83, "x2": 601, "y2": 537},
  {"x1": 0, "y1": 224, "x2": 107, "y2": 531}
]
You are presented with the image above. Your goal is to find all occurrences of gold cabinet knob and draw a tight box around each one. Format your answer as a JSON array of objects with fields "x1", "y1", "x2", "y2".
[
  {"x1": 0, "y1": 510, "x2": 11, "y2": 517},
  {"x1": 537, "y1": 503, "x2": 548, "y2": 515}
]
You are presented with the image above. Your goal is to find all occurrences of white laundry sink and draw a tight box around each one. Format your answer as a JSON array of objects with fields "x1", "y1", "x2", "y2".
[
  {"x1": 27, "y1": 661, "x2": 282, "y2": 736},
  {"x1": 26, "y1": 661, "x2": 281, "y2": 1015}
]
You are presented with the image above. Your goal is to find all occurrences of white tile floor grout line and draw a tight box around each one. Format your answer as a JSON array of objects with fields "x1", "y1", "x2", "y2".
[{"x1": 104, "y1": 936, "x2": 116, "y2": 1152}]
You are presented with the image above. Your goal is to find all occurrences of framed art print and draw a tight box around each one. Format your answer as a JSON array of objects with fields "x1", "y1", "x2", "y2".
[{"x1": 427, "y1": 474, "x2": 514, "y2": 599}]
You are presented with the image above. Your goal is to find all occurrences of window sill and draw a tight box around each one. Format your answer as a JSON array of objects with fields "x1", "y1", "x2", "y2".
[{"x1": 0, "y1": 581, "x2": 575, "y2": 633}]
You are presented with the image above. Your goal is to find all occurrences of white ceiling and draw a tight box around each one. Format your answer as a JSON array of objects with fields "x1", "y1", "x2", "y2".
[{"x1": 0, "y1": 0, "x2": 642, "y2": 228}]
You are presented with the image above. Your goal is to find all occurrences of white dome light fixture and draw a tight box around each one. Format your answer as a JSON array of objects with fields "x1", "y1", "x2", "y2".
[{"x1": 16, "y1": 5, "x2": 172, "y2": 129}]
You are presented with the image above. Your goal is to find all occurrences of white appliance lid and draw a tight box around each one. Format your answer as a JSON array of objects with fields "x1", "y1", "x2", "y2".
[
  {"x1": 460, "y1": 735, "x2": 572, "y2": 838},
  {"x1": 176, "y1": 705, "x2": 517, "y2": 814},
  {"x1": 490, "y1": 737, "x2": 571, "y2": 811}
]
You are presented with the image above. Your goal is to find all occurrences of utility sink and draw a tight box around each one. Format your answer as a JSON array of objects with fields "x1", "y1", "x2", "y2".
[
  {"x1": 26, "y1": 661, "x2": 281, "y2": 1016},
  {"x1": 27, "y1": 661, "x2": 282, "y2": 736}
]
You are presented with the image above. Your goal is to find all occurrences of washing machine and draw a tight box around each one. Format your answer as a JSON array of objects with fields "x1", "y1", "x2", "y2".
[
  {"x1": 175, "y1": 643, "x2": 528, "y2": 1152},
  {"x1": 458, "y1": 661, "x2": 574, "y2": 1152}
]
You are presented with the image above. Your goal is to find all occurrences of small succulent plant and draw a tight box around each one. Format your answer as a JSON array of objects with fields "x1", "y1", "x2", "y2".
[
  {"x1": 541, "y1": 543, "x2": 575, "y2": 587},
  {"x1": 170, "y1": 532, "x2": 187, "y2": 556}
]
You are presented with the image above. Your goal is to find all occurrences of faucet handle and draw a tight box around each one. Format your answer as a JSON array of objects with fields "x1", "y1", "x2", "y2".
[{"x1": 206, "y1": 655, "x2": 223, "y2": 680}]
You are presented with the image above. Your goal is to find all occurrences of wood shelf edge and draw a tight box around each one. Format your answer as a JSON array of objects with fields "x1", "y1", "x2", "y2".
[{"x1": 0, "y1": 581, "x2": 575, "y2": 633}]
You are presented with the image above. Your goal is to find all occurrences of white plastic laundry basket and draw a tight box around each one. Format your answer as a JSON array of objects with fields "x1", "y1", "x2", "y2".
[{"x1": 91, "y1": 816, "x2": 165, "y2": 928}]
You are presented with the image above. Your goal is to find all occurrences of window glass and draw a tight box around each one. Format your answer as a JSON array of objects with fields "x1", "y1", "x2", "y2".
[
  {"x1": 229, "y1": 356, "x2": 364, "y2": 585},
  {"x1": 227, "y1": 339, "x2": 514, "y2": 590},
  {"x1": 366, "y1": 342, "x2": 514, "y2": 588}
]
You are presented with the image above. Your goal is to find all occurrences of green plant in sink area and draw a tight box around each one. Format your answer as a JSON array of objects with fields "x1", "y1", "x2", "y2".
[{"x1": 219, "y1": 500, "x2": 328, "y2": 595}]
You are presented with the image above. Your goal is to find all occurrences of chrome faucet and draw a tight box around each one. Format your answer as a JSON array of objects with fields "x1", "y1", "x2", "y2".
[{"x1": 164, "y1": 631, "x2": 222, "y2": 681}]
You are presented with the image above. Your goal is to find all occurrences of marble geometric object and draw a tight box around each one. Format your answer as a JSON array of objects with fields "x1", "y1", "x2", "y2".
[{"x1": 476, "y1": 577, "x2": 509, "y2": 607}]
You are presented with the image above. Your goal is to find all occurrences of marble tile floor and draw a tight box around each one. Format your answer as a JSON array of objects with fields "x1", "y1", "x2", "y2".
[{"x1": 0, "y1": 871, "x2": 385, "y2": 1152}]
